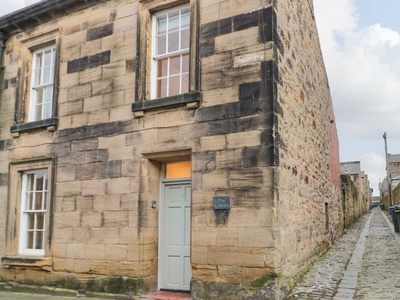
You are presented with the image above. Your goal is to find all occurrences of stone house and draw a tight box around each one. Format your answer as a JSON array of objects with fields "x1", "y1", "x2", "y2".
[
  {"x1": 0, "y1": 0, "x2": 341, "y2": 298},
  {"x1": 340, "y1": 161, "x2": 371, "y2": 228},
  {"x1": 381, "y1": 154, "x2": 400, "y2": 208}
]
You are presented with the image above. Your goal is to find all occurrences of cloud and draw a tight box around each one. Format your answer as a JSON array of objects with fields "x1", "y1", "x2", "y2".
[
  {"x1": 314, "y1": 0, "x2": 400, "y2": 195},
  {"x1": 359, "y1": 152, "x2": 386, "y2": 193},
  {"x1": 315, "y1": 0, "x2": 400, "y2": 140},
  {"x1": 0, "y1": 0, "x2": 43, "y2": 17}
]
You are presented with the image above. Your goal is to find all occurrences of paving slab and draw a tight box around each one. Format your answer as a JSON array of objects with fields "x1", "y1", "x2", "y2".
[{"x1": 287, "y1": 208, "x2": 400, "y2": 299}]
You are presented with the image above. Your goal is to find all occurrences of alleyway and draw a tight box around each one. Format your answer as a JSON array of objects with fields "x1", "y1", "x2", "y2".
[{"x1": 287, "y1": 208, "x2": 400, "y2": 299}]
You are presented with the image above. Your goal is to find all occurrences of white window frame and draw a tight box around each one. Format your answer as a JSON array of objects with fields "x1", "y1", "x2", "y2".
[
  {"x1": 151, "y1": 4, "x2": 190, "y2": 99},
  {"x1": 19, "y1": 169, "x2": 48, "y2": 256},
  {"x1": 29, "y1": 45, "x2": 56, "y2": 122}
]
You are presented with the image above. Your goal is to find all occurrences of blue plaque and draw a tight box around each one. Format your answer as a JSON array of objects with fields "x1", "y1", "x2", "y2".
[{"x1": 213, "y1": 196, "x2": 231, "y2": 210}]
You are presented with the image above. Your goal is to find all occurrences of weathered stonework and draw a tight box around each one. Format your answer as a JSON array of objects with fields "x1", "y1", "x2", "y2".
[{"x1": 0, "y1": 0, "x2": 341, "y2": 299}]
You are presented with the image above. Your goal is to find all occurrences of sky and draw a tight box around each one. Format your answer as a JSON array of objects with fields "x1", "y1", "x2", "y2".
[
  {"x1": 0, "y1": 0, "x2": 398, "y2": 195},
  {"x1": 313, "y1": 0, "x2": 400, "y2": 195}
]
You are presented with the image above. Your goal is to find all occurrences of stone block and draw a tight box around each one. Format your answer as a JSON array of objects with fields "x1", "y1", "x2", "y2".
[
  {"x1": 82, "y1": 180, "x2": 107, "y2": 196},
  {"x1": 216, "y1": 149, "x2": 242, "y2": 169},
  {"x1": 86, "y1": 243, "x2": 106, "y2": 260},
  {"x1": 54, "y1": 212, "x2": 81, "y2": 228},
  {"x1": 238, "y1": 227, "x2": 273, "y2": 248},
  {"x1": 110, "y1": 105, "x2": 134, "y2": 122},
  {"x1": 52, "y1": 242, "x2": 67, "y2": 258},
  {"x1": 102, "y1": 60, "x2": 126, "y2": 79},
  {"x1": 87, "y1": 23, "x2": 113, "y2": 41},
  {"x1": 103, "y1": 91, "x2": 125, "y2": 109},
  {"x1": 75, "y1": 163, "x2": 98, "y2": 181},
  {"x1": 67, "y1": 243, "x2": 86, "y2": 259},
  {"x1": 241, "y1": 267, "x2": 274, "y2": 285},
  {"x1": 107, "y1": 177, "x2": 132, "y2": 194},
  {"x1": 113, "y1": 14, "x2": 136, "y2": 34},
  {"x1": 202, "y1": 87, "x2": 238, "y2": 107},
  {"x1": 216, "y1": 227, "x2": 238, "y2": 247},
  {"x1": 103, "y1": 211, "x2": 129, "y2": 227},
  {"x1": 52, "y1": 228, "x2": 74, "y2": 243},
  {"x1": 120, "y1": 193, "x2": 139, "y2": 210},
  {"x1": 192, "y1": 151, "x2": 216, "y2": 172},
  {"x1": 72, "y1": 113, "x2": 89, "y2": 127},
  {"x1": 71, "y1": 138, "x2": 98, "y2": 152},
  {"x1": 192, "y1": 226, "x2": 217, "y2": 246},
  {"x1": 57, "y1": 164, "x2": 76, "y2": 182},
  {"x1": 200, "y1": 135, "x2": 226, "y2": 152},
  {"x1": 82, "y1": 212, "x2": 102, "y2": 227},
  {"x1": 85, "y1": 150, "x2": 109, "y2": 164},
  {"x1": 201, "y1": 52, "x2": 232, "y2": 73},
  {"x1": 75, "y1": 196, "x2": 94, "y2": 212},
  {"x1": 119, "y1": 227, "x2": 138, "y2": 244},
  {"x1": 88, "y1": 110, "x2": 110, "y2": 125},
  {"x1": 59, "y1": 72, "x2": 79, "y2": 89},
  {"x1": 192, "y1": 265, "x2": 218, "y2": 283},
  {"x1": 81, "y1": 38, "x2": 102, "y2": 58},
  {"x1": 215, "y1": 27, "x2": 259, "y2": 53},
  {"x1": 227, "y1": 130, "x2": 261, "y2": 149},
  {"x1": 56, "y1": 181, "x2": 82, "y2": 197},
  {"x1": 202, "y1": 171, "x2": 228, "y2": 189},
  {"x1": 230, "y1": 169, "x2": 263, "y2": 188},
  {"x1": 88, "y1": 260, "x2": 107, "y2": 275},
  {"x1": 118, "y1": 261, "x2": 139, "y2": 276},
  {"x1": 83, "y1": 96, "x2": 103, "y2": 113},
  {"x1": 79, "y1": 67, "x2": 103, "y2": 85},
  {"x1": 98, "y1": 134, "x2": 126, "y2": 149},
  {"x1": 94, "y1": 194, "x2": 120, "y2": 211},
  {"x1": 207, "y1": 246, "x2": 265, "y2": 267},
  {"x1": 67, "y1": 83, "x2": 92, "y2": 101},
  {"x1": 218, "y1": 266, "x2": 241, "y2": 284},
  {"x1": 91, "y1": 228, "x2": 119, "y2": 244},
  {"x1": 92, "y1": 79, "x2": 113, "y2": 96},
  {"x1": 73, "y1": 259, "x2": 90, "y2": 273},
  {"x1": 53, "y1": 258, "x2": 74, "y2": 272}
]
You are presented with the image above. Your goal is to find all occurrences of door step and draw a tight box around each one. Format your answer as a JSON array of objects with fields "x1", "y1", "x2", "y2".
[{"x1": 141, "y1": 291, "x2": 190, "y2": 300}]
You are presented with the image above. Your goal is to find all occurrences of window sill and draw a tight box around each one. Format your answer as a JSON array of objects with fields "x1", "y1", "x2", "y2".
[
  {"x1": 10, "y1": 118, "x2": 58, "y2": 136},
  {"x1": 132, "y1": 91, "x2": 201, "y2": 117},
  {"x1": 1, "y1": 256, "x2": 52, "y2": 268}
]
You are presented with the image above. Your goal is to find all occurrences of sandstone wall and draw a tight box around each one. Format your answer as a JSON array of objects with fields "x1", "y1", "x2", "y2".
[
  {"x1": 272, "y1": 0, "x2": 342, "y2": 285},
  {"x1": 0, "y1": 0, "x2": 279, "y2": 295}
]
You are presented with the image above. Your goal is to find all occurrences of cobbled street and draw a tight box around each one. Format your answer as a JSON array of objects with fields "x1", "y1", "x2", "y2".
[{"x1": 287, "y1": 208, "x2": 400, "y2": 299}]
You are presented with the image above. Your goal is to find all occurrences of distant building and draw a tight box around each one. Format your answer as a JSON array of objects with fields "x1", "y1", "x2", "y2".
[
  {"x1": 340, "y1": 161, "x2": 371, "y2": 227},
  {"x1": 382, "y1": 154, "x2": 400, "y2": 207},
  {"x1": 0, "y1": 0, "x2": 341, "y2": 299}
]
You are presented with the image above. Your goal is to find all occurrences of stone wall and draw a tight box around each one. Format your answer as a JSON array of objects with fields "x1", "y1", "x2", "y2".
[
  {"x1": 341, "y1": 174, "x2": 358, "y2": 228},
  {"x1": 273, "y1": 0, "x2": 342, "y2": 286},
  {"x1": 0, "y1": 0, "x2": 341, "y2": 298}
]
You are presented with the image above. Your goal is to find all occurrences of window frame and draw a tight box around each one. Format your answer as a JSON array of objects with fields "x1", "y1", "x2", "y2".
[
  {"x1": 19, "y1": 169, "x2": 49, "y2": 256},
  {"x1": 133, "y1": 0, "x2": 200, "y2": 115},
  {"x1": 151, "y1": 4, "x2": 190, "y2": 99},
  {"x1": 10, "y1": 32, "x2": 60, "y2": 135},
  {"x1": 28, "y1": 44, "x2": 56, "y2": 123},
  {"x1": 4, "y1": 158, "x2": 54, "y2": 259}
]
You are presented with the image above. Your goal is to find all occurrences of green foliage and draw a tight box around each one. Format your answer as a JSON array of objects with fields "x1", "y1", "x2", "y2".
[{"x1": 249, "y1": 273, "x2": 277, "y2": 288}]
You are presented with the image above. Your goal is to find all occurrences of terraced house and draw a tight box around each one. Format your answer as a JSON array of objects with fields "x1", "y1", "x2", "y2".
[{"x1": 0, "y1": 0, "x2": 341, "y2": 298}]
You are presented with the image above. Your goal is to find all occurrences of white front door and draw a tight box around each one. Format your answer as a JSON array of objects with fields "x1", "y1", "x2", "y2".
[{"x1": 159, "y1": 181, "x2": 191, "y2": 291}]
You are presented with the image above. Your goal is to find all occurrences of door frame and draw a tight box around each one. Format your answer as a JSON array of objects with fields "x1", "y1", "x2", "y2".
[{"x1": 158, "y1": 173, "x2": 191, "y2": 291}]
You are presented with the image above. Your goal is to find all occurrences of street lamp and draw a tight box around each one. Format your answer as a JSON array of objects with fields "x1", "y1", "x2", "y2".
[{"x1": 383, "y1": 132, "x2": 392, "y2": 207}]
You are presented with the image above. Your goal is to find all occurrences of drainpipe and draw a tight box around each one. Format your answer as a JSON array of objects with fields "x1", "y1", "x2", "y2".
[{"x1": 0, "y1": 31, "x2": 7, "y2": 70}]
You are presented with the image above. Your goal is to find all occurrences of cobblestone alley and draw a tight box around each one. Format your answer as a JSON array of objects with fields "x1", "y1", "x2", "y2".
[{"x1": 287, "y1": 208, "x2": 400, "y2": 299}]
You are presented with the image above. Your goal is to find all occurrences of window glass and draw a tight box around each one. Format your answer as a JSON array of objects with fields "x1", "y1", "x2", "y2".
[
  {"x1": 165, "y1": 161, "x2": 191, "y2": 179},
  {"x1": 21, "y1": 170, "x2": 48, "y2": 255},
  {"x1": 30, "y1": 45, "x2": 55, "y2": 122},
  {"x1": 153, "y1": 4, "x2": 190, "y2": 99}
]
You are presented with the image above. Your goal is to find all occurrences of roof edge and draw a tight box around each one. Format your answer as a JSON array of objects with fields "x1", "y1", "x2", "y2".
[{"x1": 0, "y1": 0, "x2": 108, "y2": 36}]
